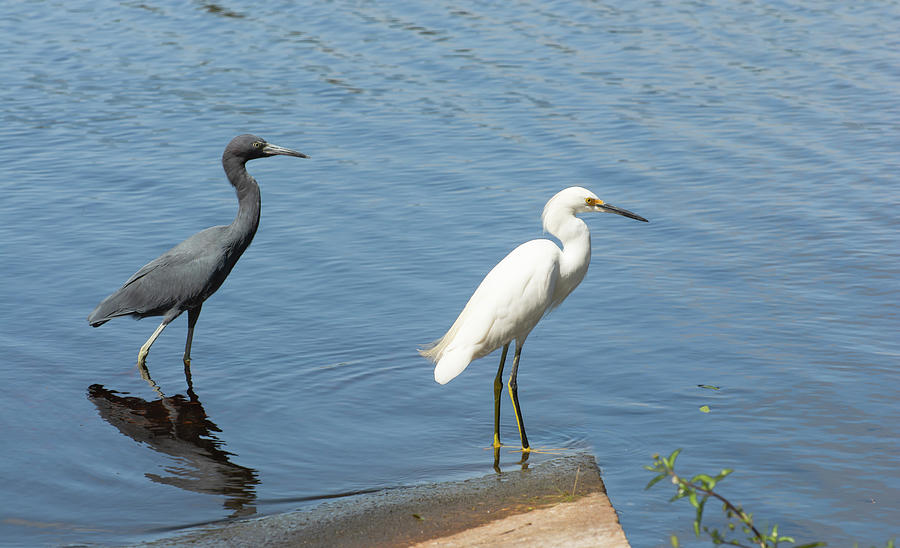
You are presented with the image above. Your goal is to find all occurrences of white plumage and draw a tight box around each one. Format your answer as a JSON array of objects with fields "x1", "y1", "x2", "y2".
[
  {"x1": 427, "y1": 238, "x2": 560, "y2": 384},
  {"x1": 420, "y1": 186, "x2": 647, "y2": 450}
]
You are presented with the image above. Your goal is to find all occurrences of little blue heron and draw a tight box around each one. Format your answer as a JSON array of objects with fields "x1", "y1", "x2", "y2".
[
  {"x1": 419, "y1": 186, "x2": 648, "y2": 452},
  {"x1": 88, "y1": 134, "x2": 307, "y2": 368}
]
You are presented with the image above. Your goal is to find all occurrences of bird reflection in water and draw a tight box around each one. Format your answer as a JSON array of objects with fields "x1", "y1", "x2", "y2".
[
  {"x1": 493, "y1": 445, "x2": 531, "y2": 474},
  {"x1": 87, "y1": 384, "x2": 259, "y2": 517}
]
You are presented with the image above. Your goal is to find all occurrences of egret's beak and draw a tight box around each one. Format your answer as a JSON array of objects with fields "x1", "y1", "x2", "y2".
[
  {"x1": 599, "y1": 202, "x2": 648, "y2": 222},
  {"x1": 263, "y1": 143, "x2": 309, "y2": 158}
]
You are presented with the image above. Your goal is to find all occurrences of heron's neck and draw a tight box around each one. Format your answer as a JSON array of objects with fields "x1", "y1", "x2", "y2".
[
  {"x1": 545, "y1": 210, "x2": 591, "y2": 305},
  {"x1": 223, "y1": 157, "x2": 261, "y2": 250}
]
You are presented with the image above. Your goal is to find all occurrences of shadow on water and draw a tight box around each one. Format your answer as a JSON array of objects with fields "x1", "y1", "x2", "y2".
[{"x1": 87, "y1": 383, "x2": 259, "y2": 518}]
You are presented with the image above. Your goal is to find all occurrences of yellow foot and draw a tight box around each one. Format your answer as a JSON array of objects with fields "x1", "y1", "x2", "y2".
[
  {"x1": 485, "y1": 442, "x2": 519, "y2": 451},
  {"x1": 510, "y1": 446, "x2": 568, "y2": 455}
]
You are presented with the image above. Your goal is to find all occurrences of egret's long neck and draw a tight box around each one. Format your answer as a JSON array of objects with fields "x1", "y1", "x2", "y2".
[
  {"x1": 543, "y1": 207, "x2": 591, "y2": 306},
  {"x1": 222, "y1": 155, "x2": 261, "y2": 254}
]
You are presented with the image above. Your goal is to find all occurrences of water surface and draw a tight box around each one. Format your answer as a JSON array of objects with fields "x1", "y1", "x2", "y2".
[{"x1": 1, "y1": 1, "x2": 898, "y2": 546}]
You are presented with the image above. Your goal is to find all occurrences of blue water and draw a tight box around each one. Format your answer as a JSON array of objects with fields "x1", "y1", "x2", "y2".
[{"x1": 2, "y1": 1, "x2": 898, "y2": 546}]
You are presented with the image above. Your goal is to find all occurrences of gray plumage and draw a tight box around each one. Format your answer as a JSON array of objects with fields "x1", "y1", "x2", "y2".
[{"x1": 88, "y1": 134, "x2": 307, "y2": 366}]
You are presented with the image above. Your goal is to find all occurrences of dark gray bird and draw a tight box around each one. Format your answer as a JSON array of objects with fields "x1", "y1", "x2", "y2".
[{"x1": 88, "y1": 134, "x2": 307, "y2": 367}]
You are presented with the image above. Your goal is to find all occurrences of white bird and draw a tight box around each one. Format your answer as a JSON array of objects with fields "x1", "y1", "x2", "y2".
[{"x1": 420, "y1": 186, "x2": 648, "y2": 451}]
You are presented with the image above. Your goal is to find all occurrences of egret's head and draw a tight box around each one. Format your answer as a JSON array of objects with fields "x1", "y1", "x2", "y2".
[
  {"x1": 225, "y1": 134, "x2": 308, "y2": 162},
  {"x1": 545, "y1": 186, "x2": 648, "y2": 222}
]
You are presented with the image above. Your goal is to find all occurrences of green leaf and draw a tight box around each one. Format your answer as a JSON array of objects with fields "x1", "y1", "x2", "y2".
[
  {"x1": 716, "y1": 469, "x2": 734, "y2": 481},
  {"x1": 669, "y1": 492, "x2": 688, "y2": 503},
  {"x1": 667, "y1": 448, "x2": 682, "y2": 467},
  {"x1": 691, "y1": 473, "x2": 715, "y2": 488},
  {"x1": 645, "y1": 474, "x2": 667, "y2": 490},
  {"x1": 698, "y1": 384, "x2": 720, "y2": 390},
  {"x1": 689, "y1": 490, "x2": 699, "y2": 508},
  {"x1": 670, "y1": 534, "x2": 680, "y2": 547},
  {"x1": 694, "y1": 497, "x2": 706, "y2": 535},
  {"x1": 699, "y1": 405, "x2": 711, "y2": 413}
]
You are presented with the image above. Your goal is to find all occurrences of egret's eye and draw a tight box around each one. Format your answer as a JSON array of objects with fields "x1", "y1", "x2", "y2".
[{"x1": 585, "y1": 197, "x2": 595, "y2": 205}]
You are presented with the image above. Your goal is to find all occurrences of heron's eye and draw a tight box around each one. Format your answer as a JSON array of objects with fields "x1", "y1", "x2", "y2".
[{"x1": 253, "y1": 142, "x2": 263, "y2": 149}]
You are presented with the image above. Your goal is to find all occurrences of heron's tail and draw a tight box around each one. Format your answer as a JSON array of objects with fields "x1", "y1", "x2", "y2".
[
  {"x1": 87, "y1": 302, "x2": 114, "y2": 327},
  {"x1": 87, "y1": 292, "x2": 133, "y2": 327}
]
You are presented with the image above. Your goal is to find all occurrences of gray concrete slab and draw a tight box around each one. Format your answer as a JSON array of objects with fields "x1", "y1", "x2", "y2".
[{"x1": 133, "y1": 453, "x2": 627, "y2": 547}]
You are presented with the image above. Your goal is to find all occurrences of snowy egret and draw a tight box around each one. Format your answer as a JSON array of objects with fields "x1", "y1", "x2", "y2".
[
  {"x1": 88, "y1": 134, "x2": 307, "y2": 368},
  {"x1": 420, "y1": 186, "x2": 647, "y2": 451}
]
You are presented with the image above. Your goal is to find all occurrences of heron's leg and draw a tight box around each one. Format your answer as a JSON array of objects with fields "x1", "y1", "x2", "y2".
[
  {"x1": 183, "y1": 305, "x2": 201, "y2": 366},
  {"x1": 139, "y1": 320, "x2": 169, "y2": 366},
  {"x1": 507, "y1": 342, "x2": 530, "y2": 451},
  {"x1": 183, "y1": 361, "x2": 195, "y2": 395},
  {"x1": 493, "y1": 344, "x2": 510, "y2": 448}
]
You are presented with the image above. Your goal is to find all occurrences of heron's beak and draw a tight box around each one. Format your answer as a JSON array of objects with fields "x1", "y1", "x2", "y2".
[
  {"x1": 263, "y1": 143, "x2": 309, "y2": 158},
  {"x1": 598, "y1": 202, "x2": 648, "y2": 222}
]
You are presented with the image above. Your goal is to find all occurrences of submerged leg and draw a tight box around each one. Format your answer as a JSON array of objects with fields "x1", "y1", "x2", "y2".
[
  {"x1": 139, "y1": 319, "x2": 170, "y2": 366},
  {"x1": 184, "y1": 360, "x2": 195, "y2": 396},
  {"x1": 183, "y1": 305, "x2": 202, "y2": 366},
  {"x1": 493, "y1": 344, "x2": 510, "y2": 448},
  {"x1": 507, "y1": 342, "x2": 530, "y2": 451}
]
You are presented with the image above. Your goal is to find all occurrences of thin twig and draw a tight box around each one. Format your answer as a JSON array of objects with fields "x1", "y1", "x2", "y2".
[{"x1": 572, "y1": 465, "x2": 581, "y2": 498}]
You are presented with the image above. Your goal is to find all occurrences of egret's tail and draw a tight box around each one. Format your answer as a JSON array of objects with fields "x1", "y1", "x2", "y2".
[
  {"x1": 420, "y1": 316, "x2": 473, "y2": 384},
  {"x1": 419, "y1": 336, "x2": 473, "y2": 385},
  {"x1": 432, "y1": 348, "x2": 473, "y2": 385}
]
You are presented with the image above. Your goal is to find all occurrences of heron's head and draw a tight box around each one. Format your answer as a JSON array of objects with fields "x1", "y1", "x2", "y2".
[
  {"x1": 226, "y1": 134, "x2": 308, "y2": 162},
  {"x1": 544, "y1": 186, "x2": 648, "y2": 222}
]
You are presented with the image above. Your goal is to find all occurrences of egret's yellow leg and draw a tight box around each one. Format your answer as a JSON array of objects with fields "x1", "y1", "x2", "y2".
[
  {"x1": 493, "y1": 344, "x2": 510, "y2": 448},
  {"x1": 183, "y1": 305, "x2": 201, "y2": 366},
  {"x1": 507, "y1": 343, "x2": 531, "y2": 452},
  {"x1": 138, "y1": 320, "x2": 169, "y2": 366}
]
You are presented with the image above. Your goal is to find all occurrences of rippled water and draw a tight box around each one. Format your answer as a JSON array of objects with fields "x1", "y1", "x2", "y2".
[{"x1": 1, "y1": 1, "x2": 898, "y2": 546}]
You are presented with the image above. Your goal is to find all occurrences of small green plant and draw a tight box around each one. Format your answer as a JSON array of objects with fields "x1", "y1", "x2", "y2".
[{"x1": 646, "y1": 449, "x2": 825, "y2": 548}]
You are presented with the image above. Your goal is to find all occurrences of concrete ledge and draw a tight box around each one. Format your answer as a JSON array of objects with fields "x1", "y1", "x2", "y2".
[
  {"x1": 135, "y1": 453, "x2": 628, "y2": 547},
  {"x1": 412, "y1": 492, "x2": 628, "y2": 547}
]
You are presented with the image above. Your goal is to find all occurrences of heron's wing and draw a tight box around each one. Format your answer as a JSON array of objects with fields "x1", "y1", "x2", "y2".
[{"x1": 89, "y1": 227, "x2": 230, "y2": 323}]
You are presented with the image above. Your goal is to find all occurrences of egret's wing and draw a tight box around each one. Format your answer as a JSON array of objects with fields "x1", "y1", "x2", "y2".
[{"x1": 425, "y1": 239, "x2": 560, "y2": 384}]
